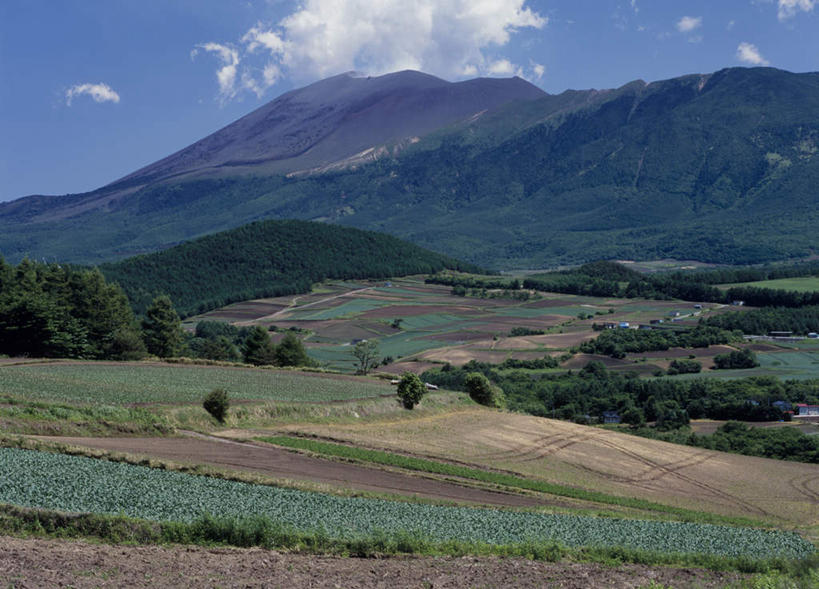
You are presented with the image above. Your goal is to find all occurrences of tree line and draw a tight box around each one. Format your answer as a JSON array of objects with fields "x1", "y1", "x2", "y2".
[
  {"x1": 0, "y1": 257, "x2": 313, "y2": 367},
  {"x1": 422, "y1": 360, "x2": 819, "y2": 429}
]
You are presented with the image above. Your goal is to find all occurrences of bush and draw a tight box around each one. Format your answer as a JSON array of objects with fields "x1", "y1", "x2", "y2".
[
  {"x1": 203, "y1": 389, "x2": 230, "y2": 423},
  {"x1": 397, "y1": 372, "x2": 426, "y2": 409},
  {"x1": 464, "y1": 372, "x2": 506, "y2": 408}
]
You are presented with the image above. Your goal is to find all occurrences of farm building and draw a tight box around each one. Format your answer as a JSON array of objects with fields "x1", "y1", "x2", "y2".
[
  {"x1": 731, "y1": 300, "x2": 745, "y2": 306},
  {"x1": 769, "y1": 331, "x2": 793, "y2": 338},
  {"x1": 795, "y1": 404, "x2": 819, "y2": 417},
  {"x1": 693, "y1": 304, "x2": 702, "y2": 309},
  {"x1": 638, "y1": 324, "x2": 652, "y2": 330},
  {"x1": 668, "y1": 311, "x2": 681, "y2": 317},
  {"x1": 772, "y1": 400, "x2": 792, "y2": 411},
  {"x1": 808, "y1": 332, "x2": 819, "y2": 339},
  {"x1": 649, "y1": 319, "x2": 664, "y2": 325},
  {"x1": 618, "y1": 321, "x2": 630, "y2": 329},
  {"x1": 602, "y1": 411, "x2": 621, "y2": 424}
]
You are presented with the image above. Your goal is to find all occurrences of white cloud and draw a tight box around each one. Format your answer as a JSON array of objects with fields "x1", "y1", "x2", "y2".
[
  {"x1": 65, "y1": 82, "x2": 120, "y2": 106},
  {"x1": 778, "y1": 0, "x2": 815, "y2": 21},
  {"x1": 195, "y1": 0, "x2": 547, "y2": 102},
  {"x1": 736, "y1": 42, "x2": 770, "y2": 65},
  {"x1": 531, "y1": 61, "x2": 545, "y2": 79},
  {"x1": 192, "y1": 42, "x2": 240, "y2": 103},
  {"x1": 676, "y1": 16, "x2": 702, "y2": 33}
]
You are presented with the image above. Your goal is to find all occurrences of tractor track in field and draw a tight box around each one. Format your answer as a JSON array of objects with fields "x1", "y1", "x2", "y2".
[{"x1": 787, "y1": 473, "x2": 819, "y2": 502}]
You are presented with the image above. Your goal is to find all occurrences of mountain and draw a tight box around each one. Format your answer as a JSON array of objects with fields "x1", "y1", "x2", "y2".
[
  {"x1": 100, "y1": 219, "x2": 479, "y2": 316},
  {"x1": 2, "y1": 67, "x2": 819, "y2": 268}
]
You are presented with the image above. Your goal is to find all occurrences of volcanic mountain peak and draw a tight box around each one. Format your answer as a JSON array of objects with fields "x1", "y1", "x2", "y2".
[{"x1": 117, "y1": 70, "x2": 546, "y2": 187}]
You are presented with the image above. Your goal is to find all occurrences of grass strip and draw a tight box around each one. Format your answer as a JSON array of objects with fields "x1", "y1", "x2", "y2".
[
  {"x1": 259, "y1": 435, "x2": 766, "y2": 528},
  {"x1": 2, "y1": 503, "x2": 813, "y2": 576}
]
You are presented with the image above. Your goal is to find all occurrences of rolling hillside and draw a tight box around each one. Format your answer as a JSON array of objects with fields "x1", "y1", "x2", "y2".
[
  {"x1": 100, "y1": 219, "x2": 478, "y2": 316},
  {"x1": 2, "y1": 67, "x2": 819, "y2": 267}
]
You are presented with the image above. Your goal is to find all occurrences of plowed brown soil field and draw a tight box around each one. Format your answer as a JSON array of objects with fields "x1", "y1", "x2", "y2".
[{"x1": 0, "y1": 536, "x2": 748, "y2": 589}]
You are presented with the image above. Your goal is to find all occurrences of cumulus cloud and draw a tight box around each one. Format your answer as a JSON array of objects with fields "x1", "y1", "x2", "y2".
[
  {"x1": 195, "y1": 0, "x2": 547, "y2": 103},
  {"x1": 676, "y1": 16, "x2": 702, "y2": 33},
  {"x1": 65, "y1": 82, "x2": 120, "y2": 106},
  {"x1": 191, "y1": 42, "x2": 240, "y2": 103},
  {"x1": 736, "y1": 42, "x2": 770, "y2": 65},
  {"x1": 777, "y1": 0, "x2": 815, "y2": 21}
]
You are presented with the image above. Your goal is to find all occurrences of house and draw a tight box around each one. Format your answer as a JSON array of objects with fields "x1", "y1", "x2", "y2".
[
  {"x1": 602, "y1": 411, "x2": 621, "y2": 424},
  {"x1": 795, "y1": 404, "x2": 819, "y2": 417},
  {"x1": 603, "y1": 322, "x2": 617, "y2": 329},
  {"x1": 772, "y1": 400, "x2": 792, "y2": 411},
  {"x1": 618, "y1": 321, "x2": 630, "y2": 329},
  {"x1": 808, "y1": 332, "x2": 819, "y2": 339}
]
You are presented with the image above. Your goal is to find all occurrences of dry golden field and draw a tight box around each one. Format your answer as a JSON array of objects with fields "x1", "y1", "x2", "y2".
[{"x1": 270, "y1": 407, "x2": 819, "y2": 530}]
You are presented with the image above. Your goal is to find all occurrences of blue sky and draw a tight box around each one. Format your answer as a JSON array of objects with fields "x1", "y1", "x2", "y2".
[{"x1": 1, "y1": 0, "x2": 817, "y2": 202}]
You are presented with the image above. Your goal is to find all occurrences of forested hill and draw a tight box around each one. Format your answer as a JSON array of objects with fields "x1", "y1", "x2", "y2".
[{"x1": 100, "y1": 220, "x2": 478, "y2": 316}]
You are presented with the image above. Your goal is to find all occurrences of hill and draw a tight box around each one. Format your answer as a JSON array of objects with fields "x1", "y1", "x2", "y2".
[
  {"x1": 2, "y1": 67, "x2": 819, "y2": 267},
  {"x1": 99, "y1": 219, "x2": 478, "y2": 316}
]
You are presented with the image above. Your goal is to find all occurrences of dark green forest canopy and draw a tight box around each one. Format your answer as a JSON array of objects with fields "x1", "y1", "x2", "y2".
[
  {"x1": 100, "y1": 220, "x2": 479, "y2": 316},
  {"x1": 0, "y1": 257, "x2": 143, "y2": 359}
]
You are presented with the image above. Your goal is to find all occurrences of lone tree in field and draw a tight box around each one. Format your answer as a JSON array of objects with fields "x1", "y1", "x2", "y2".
[
  {"x1": 397, "y1": 371, "x2": 426, "y2": 409},
  {"x1": 464, "y1": 372, "x2": 506, "y2": 408},
  {"x1": 352, "y1": 340, "x2": 380, "y2": 374},
  {"x1": 203, "y1": 388, "x2": 229, "y2": 423},
  {"x1": 141, "y1": 295, "x2": 183, "y2": 358}
]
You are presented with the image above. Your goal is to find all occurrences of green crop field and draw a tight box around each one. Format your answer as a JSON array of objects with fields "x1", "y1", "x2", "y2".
[
  {"x1": 0, "y1": 448, "x2": 813, "y2": 559},
  {"x1": 720, "y1": 276, "x2": 819, "y2": 292},
  {"x1": 0, "y1": 363, "x2": 393, "y2": 405}
]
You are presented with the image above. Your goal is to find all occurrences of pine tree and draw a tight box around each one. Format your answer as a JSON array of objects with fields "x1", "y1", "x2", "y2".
[{"x1": 141, "y1": 295, "x2": 183, "y2": 358}]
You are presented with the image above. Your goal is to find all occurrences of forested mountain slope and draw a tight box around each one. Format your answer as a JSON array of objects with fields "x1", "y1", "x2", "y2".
[
  {"x1": 100, "y1": 220, "x2": 477, "y2": 316},
  {"x1": 2, "y1": 67, "x2": 818, "y2": 267}
]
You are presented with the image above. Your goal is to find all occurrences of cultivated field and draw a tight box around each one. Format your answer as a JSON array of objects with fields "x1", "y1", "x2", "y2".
[
  {"x1": 1, "y1": 447, "x2": 812, "y2": 558},
  {"x1": 193, "y1": 277, "x2": 744, "y2": 371},
  {"x1": 719, "y1": 276, "x2": 819, "y2": 292},
  {"x1": 0, "y1": 362, "x2": 393, "y2": 404},
  {"x1": 272, "y1": 407, "x2": 819, "y2": 528}
]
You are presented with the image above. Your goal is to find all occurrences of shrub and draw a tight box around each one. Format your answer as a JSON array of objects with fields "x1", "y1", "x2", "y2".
[
  {"x1": 203, "y1": 389, "x2": 230, "y2": 423},
  {"x1": 397, "y1": 372, "x2": 426, "y2": 409},
  {"x1": 464, "y1": 372, "x2": 506, "y2": 408}
]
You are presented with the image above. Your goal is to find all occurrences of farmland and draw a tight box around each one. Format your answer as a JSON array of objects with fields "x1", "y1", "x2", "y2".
[
  {"x1": 719, "y1": 276, "x2": 819, "y2": 293},
  {"x1": 0, "y1": 447, "x2": 813, "y2": 559},
  {"x1": 194, "y1": 277, "x2": 744, "y2": 372},
  {"x1": 0, "y1": 362, "x2": 393, "y2": 405}
]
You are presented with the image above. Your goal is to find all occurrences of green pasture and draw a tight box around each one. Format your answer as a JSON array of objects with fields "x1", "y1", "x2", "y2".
[
  {"x1": 0, "y1": 363, "x2": 393, "y2": 405},
  {"x1": 672, "y1": 348, "x2": 819, "y2": 381},
  {"x1": 719, "y1": 276, "x2": 819, "y2": 292}
]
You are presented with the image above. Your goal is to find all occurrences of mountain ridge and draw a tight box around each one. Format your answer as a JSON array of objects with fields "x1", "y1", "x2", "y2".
[{"x1": 2, "y1": 66, "x2": 818, "y2": 267}]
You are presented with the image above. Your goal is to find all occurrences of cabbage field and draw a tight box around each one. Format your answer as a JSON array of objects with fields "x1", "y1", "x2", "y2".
[{"x1": 0, "y1": 448, "x2": 813, "y2": 559}]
